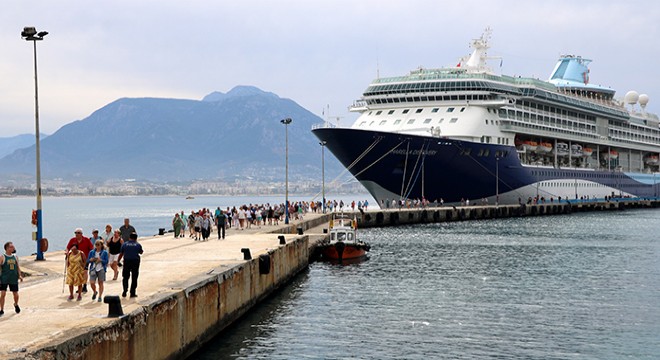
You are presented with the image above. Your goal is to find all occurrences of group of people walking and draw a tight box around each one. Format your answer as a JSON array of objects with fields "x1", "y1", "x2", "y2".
[
  {"x1": 65, "y1": 218, "x2": 143, "y2": 302},
  {"x1": 1, "y1": 218, "x2": 143, "y2": 316},
  {"x1": 172, "y1": 200, "x2": 338, "y2": 238}
]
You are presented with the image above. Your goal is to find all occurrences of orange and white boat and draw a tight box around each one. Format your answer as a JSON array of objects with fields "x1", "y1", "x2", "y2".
[
  {"x1": 320, "y1": 214, "x2": 370, "y2": 262},
  {"x1": 522, "y1": 140, "x2": 538, "y2": 152},
  {"x1": 536, "y1": 142, "x2": 552, "y2": 153},
  {"x1": 601, "y1": 150, "x2": 619, "y2": 160},
  {"x1": 644, "y1": 154, "x2": 659, "y2": 165}
]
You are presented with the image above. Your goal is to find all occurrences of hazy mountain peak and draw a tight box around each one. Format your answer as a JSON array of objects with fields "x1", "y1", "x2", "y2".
[
  {"x1": 201, "y1": 91, "x2": 225, "y2": 102},
  {"x1": 202, "y1": 85, "x2": 277, "y2": 102}
]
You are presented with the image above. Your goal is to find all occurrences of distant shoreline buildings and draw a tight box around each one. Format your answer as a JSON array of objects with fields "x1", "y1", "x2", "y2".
[{"x1": 0, "y1": 178, "x2": 365, "y2": 198}]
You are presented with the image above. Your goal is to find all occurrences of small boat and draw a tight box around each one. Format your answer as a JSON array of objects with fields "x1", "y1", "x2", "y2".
[
  {"x1": 571, "y1": 144, "x2": 583, "y2": 157},
  {"x1": 554, "y1": 142, "x2": 569, "y2": 156},
  {"x1": 536, "y1": 142, "x2": 552, "y2": 153},
  {"x1": 522, "y1": 140, "x2": 538, "y2": 152},
  {"x1": 644, "y1": 154, "x2": 659, "y2": 165},
  {"x1": 185, "y1": 196, "x2": 195, "y2": 199},
  {"x1": 582, "y1": 147, "x2": 593, "y2": 157},
  {"x1": 601, "y1": 150, "x2": 619, "y2": 160},
  {"x1": 320, "y1": 214, "x2": 370, "y2": 262}
]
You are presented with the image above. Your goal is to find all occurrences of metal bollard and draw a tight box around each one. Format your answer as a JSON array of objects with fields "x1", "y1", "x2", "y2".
[{"x1": 104, "y1": 295, "x2": 124, "y2": 317}]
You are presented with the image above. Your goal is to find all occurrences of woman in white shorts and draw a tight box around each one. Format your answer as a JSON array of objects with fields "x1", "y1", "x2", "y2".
[{"x1": 106, "y1": 229, "x2": 123, "y2": 280}]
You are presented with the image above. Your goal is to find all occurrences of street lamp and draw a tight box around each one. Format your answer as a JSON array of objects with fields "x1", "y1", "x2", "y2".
[
  {"x1": 22, "y1": 26, "x2": 48, "y2": 261},
  {"x1": 320, "y1": 141, "x2": 327, "y2": 213},
  {"x1": 280, "y1": 118, "x2": 292, "y2": 224}
]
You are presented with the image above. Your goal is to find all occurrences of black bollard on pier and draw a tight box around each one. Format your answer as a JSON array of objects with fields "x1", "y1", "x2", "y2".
[{"x1": 104, "y1": 295, "x2": 124, "y2": 317}]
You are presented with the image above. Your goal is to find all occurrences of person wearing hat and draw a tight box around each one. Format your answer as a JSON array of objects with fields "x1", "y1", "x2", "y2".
[
  {"x1": 66, "y1": 228, "x2": 94, "y2": 294},
  {"x1": 90, "y1": 229, "x2": 102, "y2": 244}
]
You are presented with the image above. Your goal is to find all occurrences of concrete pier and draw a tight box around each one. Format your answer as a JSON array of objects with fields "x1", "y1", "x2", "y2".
[
  {"x1": 0, "y1": 220, "x2": 320, "y2": 360},
  {"x1": 354, "y1": 198, "x2": 660, "y2": 228}
]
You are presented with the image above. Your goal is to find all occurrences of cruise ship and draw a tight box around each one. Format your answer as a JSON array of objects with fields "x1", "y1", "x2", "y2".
[{"x1": 312, "y1": 29, "x2": 660, "y2": 205}]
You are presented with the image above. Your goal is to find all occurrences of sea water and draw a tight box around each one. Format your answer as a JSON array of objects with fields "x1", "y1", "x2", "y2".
[
  {"x1": 194, "y1": 210, "x2": 660, "y2": 359},
  {"x1": 0, "y1": 194, "x2": 374, "y2": 256}
]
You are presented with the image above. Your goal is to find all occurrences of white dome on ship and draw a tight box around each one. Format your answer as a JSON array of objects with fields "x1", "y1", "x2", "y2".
[
  {"x1": 625, "y1": 90, "x2": 639, "y2": 105},
  {"x1": 639, "y1": 94, "x2": 649, "y2": 107}
]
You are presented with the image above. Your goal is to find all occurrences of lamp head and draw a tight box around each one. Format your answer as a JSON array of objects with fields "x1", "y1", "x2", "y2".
[
  {"x1": 21, "y1": 27, "x2": 37, "y2": 38},
  {"x1": 21, "y1": 27, "x2": 47, "y2": 41},
  {"x1": 280, "y1": 118, "x2": 292, "y2": 125}
]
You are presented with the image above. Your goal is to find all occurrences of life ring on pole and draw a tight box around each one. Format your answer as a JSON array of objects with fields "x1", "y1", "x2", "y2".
[
  {"x1": 40, "y1": 238, "x2": 49, "y2": 252},
  {"x1": 31, "y1": 210, "x2": 38, "y2": 226}
]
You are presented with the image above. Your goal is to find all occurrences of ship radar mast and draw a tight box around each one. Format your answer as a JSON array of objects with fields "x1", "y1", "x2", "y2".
[{"x1": 457, "y1": 27, "x2": 497, "y2": 74}]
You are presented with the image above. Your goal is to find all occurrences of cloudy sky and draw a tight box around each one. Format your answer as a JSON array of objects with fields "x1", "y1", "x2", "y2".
[{"x1": 1, "y1": 0, "x2": 658, "y2": 136}]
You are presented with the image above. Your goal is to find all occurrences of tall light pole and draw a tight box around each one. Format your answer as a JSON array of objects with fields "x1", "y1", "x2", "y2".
[
  {"x1": 281, "y1": 118, "x2": 292, "y2": 224},
  {"x1": 22, "y1": 27, "x2": 48, "y2": 261},
  {"x1": 320, "y1": 141, "x2": 327, "y2": 213}
]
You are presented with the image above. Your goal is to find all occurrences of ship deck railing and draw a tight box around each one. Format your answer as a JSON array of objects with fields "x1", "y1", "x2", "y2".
[{"x1": 311, "y1": 122, "x2": 337, "y2": 130}]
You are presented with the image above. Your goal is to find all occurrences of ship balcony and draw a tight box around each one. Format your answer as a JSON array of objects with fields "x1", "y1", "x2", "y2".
[{"x1": 499, "y1": 119, "x2": 600, "y2": 143}]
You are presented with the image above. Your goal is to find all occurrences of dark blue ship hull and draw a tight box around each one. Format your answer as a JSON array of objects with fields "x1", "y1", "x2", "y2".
[{"x1": 313, "y1": 127, "x2": 659, "y2": 204}]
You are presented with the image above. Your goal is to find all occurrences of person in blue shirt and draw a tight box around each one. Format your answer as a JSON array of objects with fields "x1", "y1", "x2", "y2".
[
  {"x1": 118, "y1": 232, "x2": 143, "y2": 298},
  {"x1": 87, "y1": 240, "x2": 109, "y2": 303}
]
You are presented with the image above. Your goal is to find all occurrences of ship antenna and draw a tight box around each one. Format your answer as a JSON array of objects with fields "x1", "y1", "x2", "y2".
[{"x1": 376, "y1": 55, "x2": 380, "y2": 79}]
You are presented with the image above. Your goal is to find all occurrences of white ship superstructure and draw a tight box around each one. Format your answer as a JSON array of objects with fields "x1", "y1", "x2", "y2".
[{"x1": 313, "y1": 29, "x2": 660, "y2": 204}]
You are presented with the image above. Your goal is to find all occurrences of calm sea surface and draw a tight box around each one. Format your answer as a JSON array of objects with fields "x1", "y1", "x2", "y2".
[
  {"x1": 0, "y1": 194, "x2": 374, "y2": 256},
  {"x1": 194, "y1": 210, "x2": 660, "y2": 359}
]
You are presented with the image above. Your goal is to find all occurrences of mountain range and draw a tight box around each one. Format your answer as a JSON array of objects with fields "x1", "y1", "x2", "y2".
[
  {"x1": 0, "y1": 133, "x2": 48, "y2": 159},
  {"x1": 0, "y1": 86, "x2": 342, "y2": 182}
]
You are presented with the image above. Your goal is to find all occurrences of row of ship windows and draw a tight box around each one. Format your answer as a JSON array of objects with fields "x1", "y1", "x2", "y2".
[
  {"x1": 366, "y1": 94, "x2": 495, "y2": 105},
  {"x1": 458, "y1": 148, "x2": 511, "y2": 157},
  {"x1": 359, "y1": 117, "x2": 459, "y2": 127},
  {"x1": 499, "y1": 109, "x2": 597, "y2": 133},
  {"x1": 608, "y1": 120, "x2": 660, "y2": 135},
  {"x1": 530, "y1": 170, "x2": 626, "y2": 179},
  {"x1": 365, "y1": 80, "x2": 498, "y2": 95},
  {"x1": 368, "y1": 107, "x2": 466, "y2": 116},
  {"x1": 538, "y1": 182, "x2": 646, "y2": 188},
  {"x1": 479, "y1": 136, "x2": 510, "y2": 145},
  {"x1": 501, "y1": 119, "x2": 599, "y2": 138},
  {"x1": 538, "y1": 182, "x2": 606, "y2": 188},
  {"x1": 516, "y1": 100, "x2": 597, "y2": 122},
  {"x1": 609, "y1": 129, "x2": 660, "y2": 145}
]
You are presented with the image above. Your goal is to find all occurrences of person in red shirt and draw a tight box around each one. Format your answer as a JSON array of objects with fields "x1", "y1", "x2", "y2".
[{"x1": 66, "y1": 228, "x2": 94, "y2": 293}]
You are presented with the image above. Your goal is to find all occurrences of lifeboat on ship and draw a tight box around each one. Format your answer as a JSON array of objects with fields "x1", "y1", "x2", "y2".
[
  {"x1": 554, "y1": 142, "x2": 569, "y2": 156},
  {"x1": 522, "y1": 140, "x2": 538, "y2": 152},
  {"x1": 601, "y1": 150, "x2": 619, "y2": 160},
  {"x1": 582, "y1": 147, "x2": 593, "y2": 157},
  {"x1": 644, "y1": 154, "x2": 659, "y2": 165},
  {"x1": 571, "y1": 144, "x2": 583, "y2": 157},
  {"x1": 320, "y1": 214, "x2": 370, "y2": 262},
  {"x1": 536, "y1": 142, "x2": 552, "y2": 153}
]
